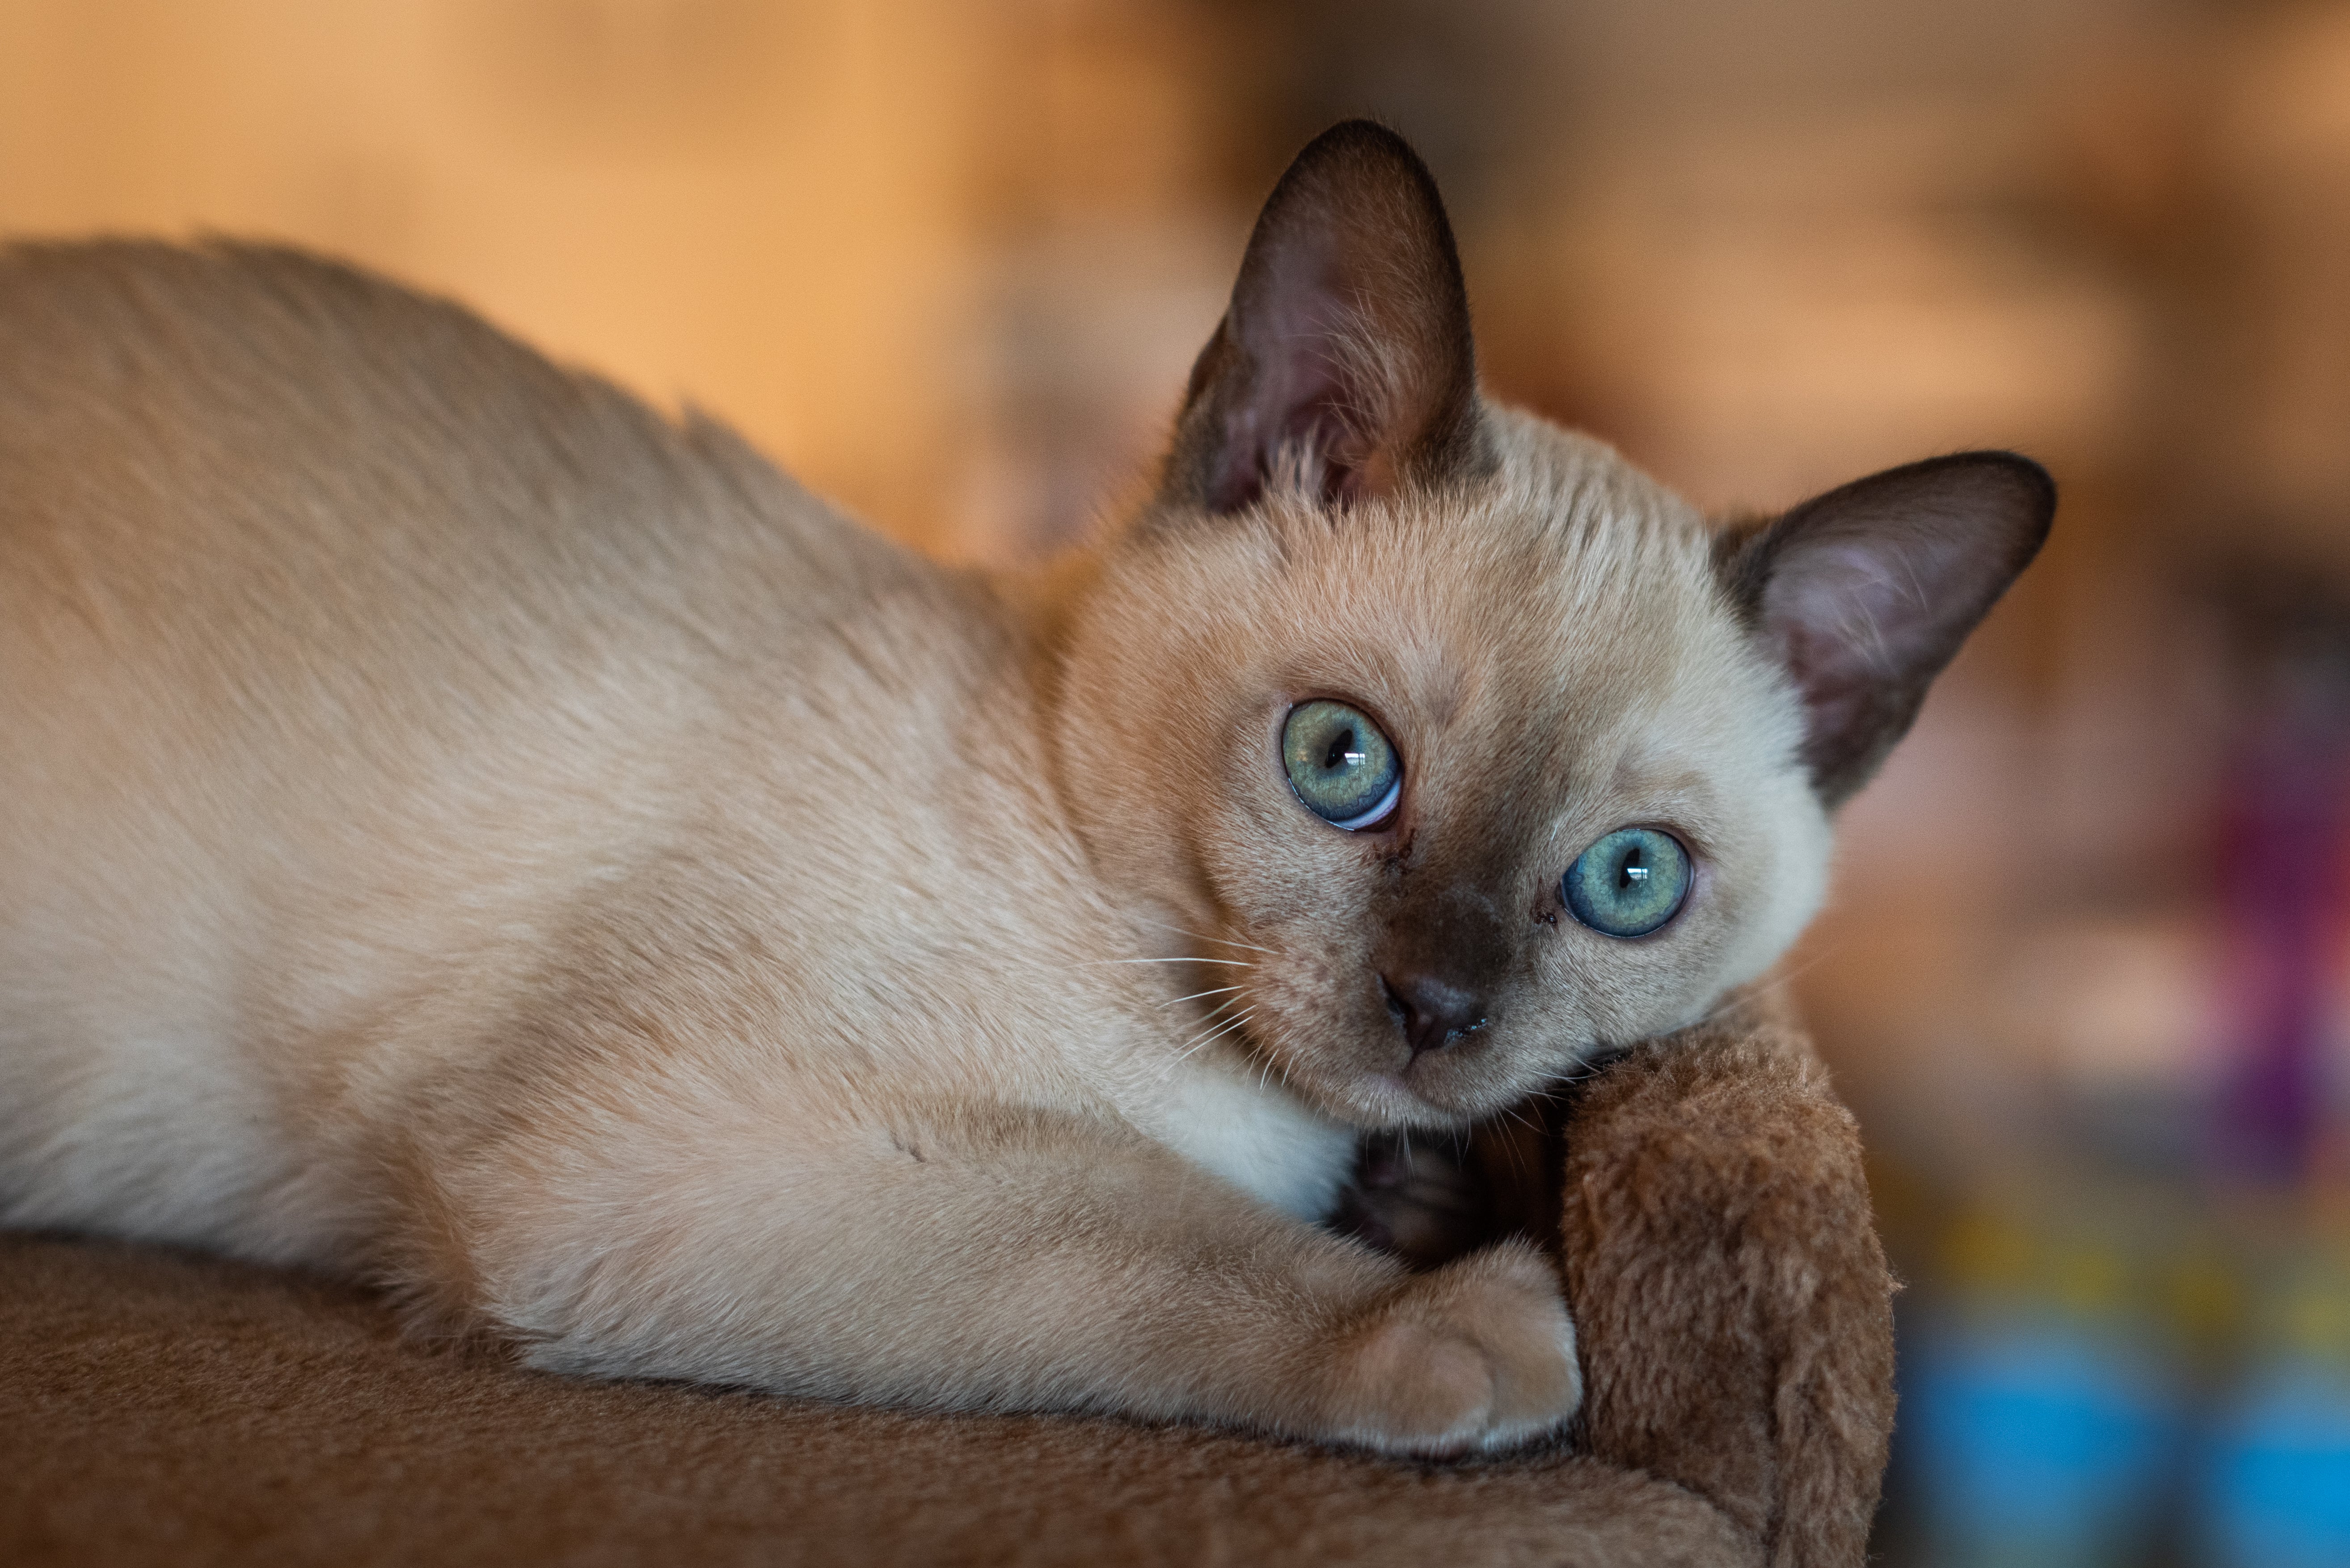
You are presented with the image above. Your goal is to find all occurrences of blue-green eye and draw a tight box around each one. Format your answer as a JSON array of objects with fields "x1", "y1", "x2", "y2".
[
  {"x1": 1280, "y1": 700, "x2": 1401, "y2": 831},
  {"x1": 1563, "y1": 827, "x2": 1691, "y2": 938}
]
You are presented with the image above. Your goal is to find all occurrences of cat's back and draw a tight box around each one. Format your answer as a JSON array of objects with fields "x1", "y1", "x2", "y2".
[
  {"x1": 0, "y1": 238, "x2": 896, "y2": 671},
  {"x1": 0, "y1": 233, "x2": 1007, "y2": 932},
  {"x1": 0, "y1": 241, "x2": 1006, "y2": 1256},
  {"x1": 1, "y1": 237, "x2": 949, "y2": 778},
  {"x1": 0, "y1": 239, "x2": 935, "y2": 933}
]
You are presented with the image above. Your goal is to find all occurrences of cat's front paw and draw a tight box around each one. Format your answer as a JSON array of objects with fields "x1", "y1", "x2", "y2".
[
  {"x1": 1330, "y1": 1131, "x2": 1492, "y2": 1269},
  {"x1": 1312, "y1": 1239, "x2": 1582, "y2": 1457}
]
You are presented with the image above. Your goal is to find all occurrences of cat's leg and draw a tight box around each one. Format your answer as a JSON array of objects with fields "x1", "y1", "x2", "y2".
[{"x1": 426, "y1": 1098, "x2": 1581, "y2": 1457}]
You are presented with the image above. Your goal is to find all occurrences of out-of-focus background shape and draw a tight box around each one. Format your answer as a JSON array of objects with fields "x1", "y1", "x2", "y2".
[{"x1": 7, "y1": 1, "x2": 2349, "y2": 1559}]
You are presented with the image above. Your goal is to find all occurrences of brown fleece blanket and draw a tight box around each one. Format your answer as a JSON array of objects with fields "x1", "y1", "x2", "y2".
[{"x1": 0, "y1": 997, "x2": 1892, "y2": 1567}]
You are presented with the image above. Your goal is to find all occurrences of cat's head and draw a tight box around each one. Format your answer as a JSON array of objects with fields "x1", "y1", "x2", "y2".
[{"x1": 1056, "y1": 122, "x2": 2052, "y2": 1131}]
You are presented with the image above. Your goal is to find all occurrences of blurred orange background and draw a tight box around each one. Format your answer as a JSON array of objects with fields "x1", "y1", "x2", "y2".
[{"x1": 10, "y1": 2, "x2": 2350, "y2": 1561}]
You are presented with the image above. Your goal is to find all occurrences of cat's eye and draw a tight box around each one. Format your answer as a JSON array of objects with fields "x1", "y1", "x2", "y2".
[
  {"x1": 1563, "y1": 827, "x2": 1691, "y2": 938},
  {"x1": 1280, "y1": 700, "x2": 1401, "y2": 831}
]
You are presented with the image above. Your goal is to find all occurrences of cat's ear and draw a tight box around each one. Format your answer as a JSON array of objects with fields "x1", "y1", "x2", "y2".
[
  {"x1": 1718, "y1": 451, "x2": 2055, "y2": 807},
  {"x1": 1162, "y1": 121, "x2": 1486, "y2": 515}
]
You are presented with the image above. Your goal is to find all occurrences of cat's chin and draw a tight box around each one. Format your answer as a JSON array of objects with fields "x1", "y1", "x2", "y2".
[{"x1": 1322, "y1": 1068, "x2": 1494, "y2": 1133}]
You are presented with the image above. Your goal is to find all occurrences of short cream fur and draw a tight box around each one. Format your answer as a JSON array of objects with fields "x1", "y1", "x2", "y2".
[{"x1": 0, "y1": 124, "x2": 2048, "y2": 1454}]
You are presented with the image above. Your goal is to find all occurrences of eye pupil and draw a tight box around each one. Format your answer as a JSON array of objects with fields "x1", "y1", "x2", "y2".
[{"x1": 1324, "y1": 730, "x2": 1354, "y2": 770}]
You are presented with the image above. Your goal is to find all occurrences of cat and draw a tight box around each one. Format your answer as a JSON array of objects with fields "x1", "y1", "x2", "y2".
[{"x1": 0, "y1": 122, "x2": 2050, "y2": 1455}]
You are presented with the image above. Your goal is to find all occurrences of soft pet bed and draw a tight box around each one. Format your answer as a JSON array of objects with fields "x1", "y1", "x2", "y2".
[{"x1": 0, "y1": 993, "x2": 1893, "y2": 1567}]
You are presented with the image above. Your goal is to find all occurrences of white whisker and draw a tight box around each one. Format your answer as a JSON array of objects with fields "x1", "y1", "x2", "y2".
[
  {"x1": 1125, "y1": 914, "x2": 1273, "y2": 954},
  {"x1": 1170, "y1": 993, "x2": 1240, "y2": 1037},
  {"x1": 1173, "y1": 999, "x2": 1239, "y2": 1041},
  {"x1": 1180, "y1": 1014, "x2": 1251, "y2": 1057},
  {"x1": 1162, "y1": 1010, "x2": 1255, "y2": 1075},
  {"x1": 1159, "y1": 985, "x2": 1244, "y2": 1009}
]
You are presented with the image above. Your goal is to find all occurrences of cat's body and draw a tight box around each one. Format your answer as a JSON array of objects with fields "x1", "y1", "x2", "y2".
[
  {"x1": 0, "y1": 126, "x2": 2050, "y2": 1453},
  {"x1": 0, "y1": 239, "x2": 1351, "y2": 1249}
]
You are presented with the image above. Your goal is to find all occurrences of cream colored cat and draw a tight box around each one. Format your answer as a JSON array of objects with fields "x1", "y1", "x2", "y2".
[{"x1": 0, "y1": 123, "x2": 2049, "y2": 1454}]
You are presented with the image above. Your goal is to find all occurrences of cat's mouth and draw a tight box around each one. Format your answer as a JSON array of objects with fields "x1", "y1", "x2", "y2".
[
  {"x1": 1240, "y1": 1013, "x2": 1530, "y2": 1130},
  {"x1": 1185, "y1": 944, "x2": 1539, "y2": 1128},
  {"x1": 1361, "y1": 1052, "x2": 1535, "y2": 1127}
]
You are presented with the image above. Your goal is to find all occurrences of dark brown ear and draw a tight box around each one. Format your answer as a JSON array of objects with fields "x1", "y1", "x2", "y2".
[
  {"x1": 1717, "y1": 451, "x2": 2055, "y2": 808},
  {"x1": 1163, "y1": 121, "x2": 1486, "y2": 515}
]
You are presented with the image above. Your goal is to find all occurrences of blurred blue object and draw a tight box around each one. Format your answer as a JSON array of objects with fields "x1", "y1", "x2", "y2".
[
  {"x1": 2201, "y1": 1357, "x2": 2350, "y2": 1568},
  {"x1": 1907, "y1": 1314, "x2": 2185, "y2": 1568}
]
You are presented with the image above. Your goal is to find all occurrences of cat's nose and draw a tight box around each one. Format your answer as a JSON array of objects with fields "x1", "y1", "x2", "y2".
[{"x1": 1380, "y1": 970, "x2": 1489, "y2": 1059}]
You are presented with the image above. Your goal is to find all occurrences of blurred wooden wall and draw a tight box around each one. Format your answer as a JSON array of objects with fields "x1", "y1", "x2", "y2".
[{"x1": 0, "y1": 0, "x2": 1221, "y2": 553}]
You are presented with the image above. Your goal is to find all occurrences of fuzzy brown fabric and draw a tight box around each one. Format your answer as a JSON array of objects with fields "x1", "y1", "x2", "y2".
[
  {"x1": 1560, "y1": 994, "x2": 1899, "y2": 1568},
  {"x1": 0, "y1": 999, "x2": 1892, "y2": 1567}
]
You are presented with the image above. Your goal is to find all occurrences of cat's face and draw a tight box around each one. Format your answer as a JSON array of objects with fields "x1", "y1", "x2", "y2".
[
  {"x1": 1055, "y1": 123, "x2": 2051, "y2": 1131},
  {"x1": 1063, "y1": 419, "x2": 1832, "y2": 1126}
]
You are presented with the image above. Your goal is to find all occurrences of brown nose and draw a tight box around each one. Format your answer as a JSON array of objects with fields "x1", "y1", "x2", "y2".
[{"x1": 1380, "y1": 970, "x2": 1489, "y2": 1059}]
